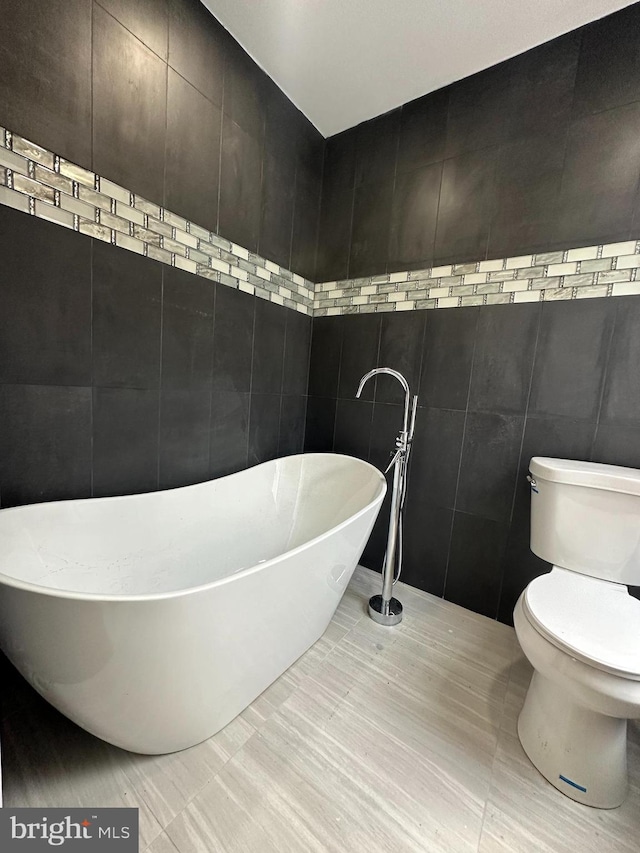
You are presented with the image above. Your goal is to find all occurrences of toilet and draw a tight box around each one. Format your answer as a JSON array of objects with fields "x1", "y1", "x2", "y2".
[{"x1": 514, "y1": 457, "x2": 640, "y2": 809}]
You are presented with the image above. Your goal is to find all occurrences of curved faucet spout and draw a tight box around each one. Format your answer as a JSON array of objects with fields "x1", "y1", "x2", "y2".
[
  {"x1": 356, "y1": 367, "x2": 411, "y2": 435},
  {"x1": 356, "y1": 367, "x2": 409, "y2": 400}
]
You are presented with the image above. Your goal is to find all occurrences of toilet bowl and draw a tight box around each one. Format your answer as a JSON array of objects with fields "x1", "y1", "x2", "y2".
[{"x1": 514, "y1": 457, "x2": 640, "y2": 808}]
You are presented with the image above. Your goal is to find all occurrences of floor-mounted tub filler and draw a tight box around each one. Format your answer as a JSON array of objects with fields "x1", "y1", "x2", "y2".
[
  {"x1": 356, "y1": 368, "x2": 418, "y2": 627},
  {"x1": 0, "y1": 454, "x2": 385, "y2": 755}
]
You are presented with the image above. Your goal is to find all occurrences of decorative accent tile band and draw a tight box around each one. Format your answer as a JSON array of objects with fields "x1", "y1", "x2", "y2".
[
  {"x1": 314, "y1": 243, "x2": 640, "y2": 316},
  {"x1": 0, "y1": 127, "x2": 314, "y2": 315}
]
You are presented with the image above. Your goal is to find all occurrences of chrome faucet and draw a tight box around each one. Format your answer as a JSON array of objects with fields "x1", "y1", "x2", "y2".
[{"x1": 356, "y1": 368, "x2": 418, "y2": 625}]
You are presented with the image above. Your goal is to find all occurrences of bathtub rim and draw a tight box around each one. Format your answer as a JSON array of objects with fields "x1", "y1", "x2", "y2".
[{"x1": 0, "y1": 453, "x2": 386, "y2": 603}]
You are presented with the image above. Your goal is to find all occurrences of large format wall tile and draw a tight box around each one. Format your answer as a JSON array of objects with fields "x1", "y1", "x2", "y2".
[
  {"x1": 0, "y1": 0, "x2": 322, "y2": 288},
  {"x1": 456, "y1": 412, "x2": 524, "y2": 524},
  {"x1": 600, "y1": 296, "x2": 640, "y2": 426},
  {"x1": 167, "y1": 0, "x2": 226, "y2": 106},
  {"x1": 0, "y1": 384, "x2": 92, "y2": 507},
  {"x1": 290, "y1": 169, "x2": 321, "y2": 282},
  {"x1": 388, "y1": 163, "x2": 441, "y2": 271},
  {"x1": 349, "y1": 180, "x2": 394, "y2": 278},
  {"x1": 209, "y1": 390, "x2": 250, "y2": 478},
  {"x1": 278, "y1": 395, "x2": 307, "y2": 457},
  {"x1": 93, "y1": 6, "x2": 167, "y2": 202},
  {"x1": 306, "y1": 285, "x2": 640, "y2": 625},
  {"x1": 333, "y1": 399, "x2": 373, "y2": 460},
  {"x1": 376, "y1": 310, "x2": 426, "y2": 405},
  {"x1": 0, "y1": 208, "x2": 92, "y2": 385},
  {"x1": 248, "y1": 393, "x2": 281, "y2": 466},
  {"x1": 165, "y1": 70, "x2": 221, "y2": 232},
  {"x1": 396, "y1": 89, "x2": 449, "y2": 174},
  {"x1": 218, "y1": 116, "x2": 263, "y2": 253},
  {"x1": 98, "y1": 0, "x2": 170, "y2": 60},
  {"x1": 507, "y1": 31, "x2": 580, "y2": 141},
  {"x1": 445, "y1": 64, "x2": 511, "y2": 159},
  {"x1": 252, "y1": 298, "x2": 287, "y2": 395},
  {"x1": 419, "y1": 307, "x2": 478, "y2": 411},
  {"x1": 355, "y1": 109, "x2": 400, "y2": 187},
  {"x1": 445, "y1": 511, "x2": 509, "y2": 619},
  {"x1": 161, "y1": 266, "x2": 215, "y2": 390},
  {"x1": 159, "y1": 387, "x2": 212, "y2": 489},
  {"x1": 410, "y1": 407, "x2": 466, "y2": 511},
  {"x1": 316, "y1": 181, "x2": 353, "y2": 283},
  {"x1": 529, "y1": 297, "x2": 615, "y2": 421},
  {"x1": 223, "y1": 37, "x2": 267, "y2": 140},
  {"x1": 92, "y1": 241, "x2": 163, "y2": 389},
  {"x1": 337, "y1": 313, "x2": 381, "y2": 401},
  {"x1": 282, "y1": 311, "x2": 311, "y2": 397},
  {"x1": 434, "y1": 148, "x2": 498, "y2": 265},
  {"x1": 259, "y1": 153, "x2": 296, "y2": 270},
  {"x1": 488, "y1": 134, "x2": 566, "y2": 258},
  {"x1": 212, "y1": 286, "x2": 255, "y2": 394},
  {"x1": 4, "y1": 0, "x2": 640, "y2": 633},
  {"x1": 468, "y1": 303, "x2": 540, "y2": 415},
  {"x1": 572, "y1": 3, "x2": 640, "y2": 118},
  {"x1": 318, "y1": 6, "x2": 640, "y2": 283},
  {"x1": 0, "y1": 0, "x2": 91, "y2": 168},
  {"x1": 307, "y1": 318, "x2": 343, "y2": 399},
  {"x1": 555, "y1": 102, "x2": 640, "y2": 246},
  {"x1": 92, "y1": 387, "x2": 160, "y2": 497}
]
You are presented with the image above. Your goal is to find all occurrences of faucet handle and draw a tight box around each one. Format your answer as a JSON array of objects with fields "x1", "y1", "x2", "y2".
[{"x1": 385, "y1": 448, "x2": 402, "y2": 475}]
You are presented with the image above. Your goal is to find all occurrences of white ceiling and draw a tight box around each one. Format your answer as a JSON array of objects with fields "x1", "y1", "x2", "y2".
[{"x1": 201, "y1": 0, "x2": 634, "y2": 137}]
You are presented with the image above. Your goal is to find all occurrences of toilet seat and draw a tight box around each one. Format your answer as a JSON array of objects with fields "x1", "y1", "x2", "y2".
[{"x1": 522, "y1": 568, "x2": 640, "y2": 680}]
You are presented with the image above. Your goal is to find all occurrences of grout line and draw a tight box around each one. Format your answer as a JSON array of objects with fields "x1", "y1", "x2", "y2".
[
  {"x1": 329, "y1": 318, "x2": 345, "y2": 451},
  {"x1": 441, "y1": 308, "x2": 481, "y2": 598},
  {"x1": 494, "y1": 301, "x2": 543, "y2": 620},
  {"x1": 288, "y1": 164, "x2": 298, "y2": 273},
  {"x1": 591, "y1": 297, "x2": 619, "y2": 461},
  {"x1": 89, "y1": 239, "x2": 95, "y2": 497},
  {"x1": 94, "y1": 1, "x2": 168, "y2": 66},
  {"x1": 206, "y1": 283, "x2": 216, "y2": 476},
  {"x1": 156, "y1": 268, "x2": 165, "y2": 490},
  {"x1": 245, "y1": 299, "x2": 258, "y2": 464}
]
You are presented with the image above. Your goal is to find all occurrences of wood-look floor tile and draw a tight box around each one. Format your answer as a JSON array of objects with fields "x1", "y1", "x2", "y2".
[
  {"x1": 145, "y1": 830, "x2": 181, "y2": 853},
  {"x1": 121, "y1": 715, "x2": 255, "y2": 830},
  {"x1": 165, "y1": 699, "x2": 482, "y2": 853},
  {"x1": 3, "y1": 565, "x2": 639, "y2": 853},
  {"x1": 239, "y1": 670, "x2": 299, "y2": 730}
]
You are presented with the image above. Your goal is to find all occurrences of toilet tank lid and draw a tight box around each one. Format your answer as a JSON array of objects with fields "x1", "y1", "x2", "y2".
[{"x1": 529, "y1": 457, "x2": 640, "y2": 497}]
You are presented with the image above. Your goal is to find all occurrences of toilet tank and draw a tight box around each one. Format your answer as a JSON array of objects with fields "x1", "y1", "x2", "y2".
[{"x1": 529, "y1": 457, "x2": 640, "y2": 585}]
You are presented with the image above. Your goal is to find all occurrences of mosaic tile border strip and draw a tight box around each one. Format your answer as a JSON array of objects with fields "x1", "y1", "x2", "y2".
[
  {"x1": 0, "y1": 128, "x2": 314, "y2": 315},
  {"x1": 315, "y1": 243, "x2": 640, "y2": 315}
]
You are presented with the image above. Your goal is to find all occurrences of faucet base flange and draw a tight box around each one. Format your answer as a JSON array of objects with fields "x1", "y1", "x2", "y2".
[{"x1": 368, "y1": 594, "x2": 403, "y2": 626}]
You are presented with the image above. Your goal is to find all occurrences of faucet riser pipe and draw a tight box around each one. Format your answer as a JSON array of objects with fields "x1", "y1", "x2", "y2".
[{"x1": 381, "y1": 455, "x2": 403, "y2": 604}]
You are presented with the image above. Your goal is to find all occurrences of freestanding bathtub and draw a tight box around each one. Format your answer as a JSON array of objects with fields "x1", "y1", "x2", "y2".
[{"x1": 0, "y1": 453, "x2": 385, "y2": 754}]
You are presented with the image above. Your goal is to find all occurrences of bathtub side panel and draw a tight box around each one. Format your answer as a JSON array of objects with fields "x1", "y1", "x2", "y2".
[{"x1": 0, "y1": 499, "x2": 381, "y2": 753}]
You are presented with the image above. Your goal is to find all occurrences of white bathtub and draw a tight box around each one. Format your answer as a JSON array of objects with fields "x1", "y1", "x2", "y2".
[{"x1": 0, "y1": 453, "x2": 385, "y2": 754}]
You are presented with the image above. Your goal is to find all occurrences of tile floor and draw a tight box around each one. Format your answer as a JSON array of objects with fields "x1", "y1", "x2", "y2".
[{"x1": 2, "y1": 566, "x2": 639, "y2": 851}]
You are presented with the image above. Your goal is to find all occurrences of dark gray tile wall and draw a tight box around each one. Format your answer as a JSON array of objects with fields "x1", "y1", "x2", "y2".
[
  {"x1": 305, "y1": 290, "x2": 640, "y2": 624},
  {"x1": 0, "y1": 0, "x2": 323, "y2": 281},
  {"x1": 0, "y1": 206, "x2": 311, "y2": 508},
  {"x1": 0, "y1": 0, "x2": 317, "y2": 511},
  {"x1": 316, "y1": 5, "x2": 640, "y2": 281},
  {"x1": 3, "y1": 0, "x2": 640, "y2": 624}
]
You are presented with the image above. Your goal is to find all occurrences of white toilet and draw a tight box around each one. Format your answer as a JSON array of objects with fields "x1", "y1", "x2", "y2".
[{"x1": 514, "y1": 456, "x2": 640, "y2": 809}]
